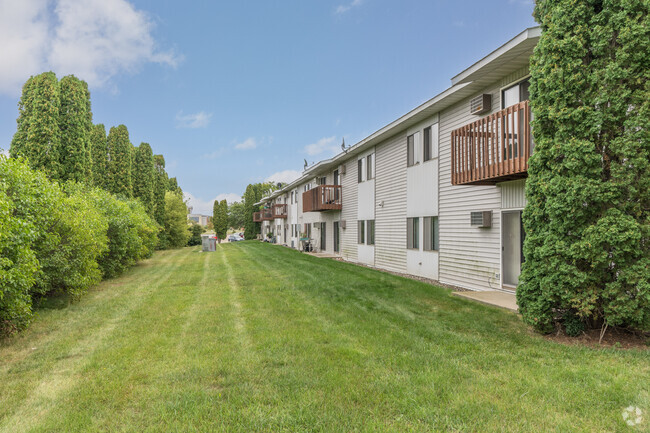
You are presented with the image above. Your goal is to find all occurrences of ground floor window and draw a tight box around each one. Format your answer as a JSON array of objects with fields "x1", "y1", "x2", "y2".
[
  {"x1": 366, "y1": 220, "x2": 375, "y2": 245},
  {"x1": 358, "y1": 220, "x2": 365, "y2": 244},
  {"x1": 407, "y1": 217, "x2": 419, "y2": 249},
  {"x1": 423, "y1": 216, "x2": 439, "y2": 251}
]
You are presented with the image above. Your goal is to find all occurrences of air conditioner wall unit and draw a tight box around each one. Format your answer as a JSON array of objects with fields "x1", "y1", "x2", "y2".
[
  {"x1": 470, "y1": 211, "x2": 492, "y2": 228},
  {"x1": 340, "y1": 164, "x2": 346, "y2": 175},
  {"x1": 340, "y1": 220, "x2": 347, "y2": 229},
  {"x1": 470, "y1": 94, "x2": 492, "y2": 115}
]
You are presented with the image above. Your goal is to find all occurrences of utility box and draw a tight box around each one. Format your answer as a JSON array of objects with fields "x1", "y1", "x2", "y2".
[{"x1": 201, "y1": 234, "x2": 217, "y2": 252}]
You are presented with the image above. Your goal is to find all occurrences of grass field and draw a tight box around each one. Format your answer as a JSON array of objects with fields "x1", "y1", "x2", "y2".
[{"x1": 0, "y1": 242, "x2": 648, "y2": 432}]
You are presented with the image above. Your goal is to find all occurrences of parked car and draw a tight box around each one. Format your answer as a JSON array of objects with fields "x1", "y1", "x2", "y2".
[{"x1": 228, "y1": 234, "x2": 244, "y2": 242}]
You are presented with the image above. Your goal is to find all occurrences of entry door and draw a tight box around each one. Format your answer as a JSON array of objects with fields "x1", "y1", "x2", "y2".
[
  {"x1": 502, "y1": 211, "x2": 524, "y2": 288},
  {"x1": 333, "y1": 222, "x2": 340, "y2": 253},
  {"x1": 320, "y1": 222, "x2": 327, "y2": 251}
]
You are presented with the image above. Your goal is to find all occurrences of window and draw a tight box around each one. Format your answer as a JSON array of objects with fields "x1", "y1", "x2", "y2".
[
  {"x1": 502, "y1": 78, "x2": 530, "y2": 108},
  {"x1": 423, "y1": 126, "x2": 431, "y2": 162},
  {"x1": 407, "y1": 217, "x2": 419, "y2": 249},
  {"x1": 319, "y1": 176, "x2": 327, "y2": 185},
  {"x1": 407, "y1": 134, "x2": 415, "y2": 167},
  {"x1": 358, "y1": 220, "x2": 365, "y2": 244},
  {"x1": 366, "y1": 154, "x2": 375, "y2": 180},
  {"x1": 367, "y1": 220, "x2": 375, "y2": 245},
  {"x1": 357, "y1": 158, "x2": 366, "y2": 183},
  {"x1": 333, "y1": 169, "x2": 339, "y2": 185},
  {"x1": 290, "y1": 191, "x2": 294, "y2": 204},
  {"x1": 423, "y1": 216, "x2": 439, "y2": 251},
  {"x1": 303, "y1": 223, "x2": 311, "y2": 238}
]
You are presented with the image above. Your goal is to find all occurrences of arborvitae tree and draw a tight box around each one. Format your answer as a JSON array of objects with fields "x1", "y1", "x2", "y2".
[
  {"x1": 213, "y1": 199, "x2": 228, "y2": 242},
  {"x1": 10, "y1": 72, "x2": 61, "y2": 178},
  {"x1": 518, "y1": 0, "x2": 650, "y2": 334},
  {"x1": 168, "y1": 176, "x2": 182, "y2": 195},
  {"x1": 106, "y1": 125, "x2": 133, "y2": 197},
  {"x1": 58, "y1": 75, "x2": 92, "y2": 183},
  {"x1": 153, "y1": 154, "x2": 168, "y2": 227},
  {"x1": 243, "y1": 184, "x2": 258, "y2": 240},
  {"x1": 90, "y1": 124, "x2": 108, "y2": 188},
  {"x1": 228, "y1": 201, "x2": 246, "y2": 230},
  {"x1": 133, "y1": 143, "x2": 155, "y2": 216}
]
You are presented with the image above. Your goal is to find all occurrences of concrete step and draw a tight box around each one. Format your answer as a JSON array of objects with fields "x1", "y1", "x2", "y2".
[{"x1": 452, "y1": 290, "x2": 518, "y2": 312}]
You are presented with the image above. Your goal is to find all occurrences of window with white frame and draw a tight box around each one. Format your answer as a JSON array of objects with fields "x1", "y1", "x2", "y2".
[
  {"x1": 366, "y1": 220, "x2": 375, "y2": 245},
  {"x1": 358, "y1": 220, "x2": 365, "y2": 244},
  {"x1": 357, "y1": 158, "x2": 366, "y2": 183},
  {"x1": 423, "y1": 216, "x2": 439, "y2": 251},
  {"x1": 407, "y1": 134, "x2": 415, "y2": 167},
  {"x1": 407, "y1": 217, "x2": 419, "y2": 249},
  {"x1": 366, "y1": 153, "x2": 375, "y2": 180}
]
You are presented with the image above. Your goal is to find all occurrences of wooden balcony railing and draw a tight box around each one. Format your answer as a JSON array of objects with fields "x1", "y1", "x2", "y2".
[
  {"x1": 253, "y1": 211, "x2": 262, "y2": 222},
  {"x1": 302, "y1": 185, "x2": 342, "y2": 212},
  {"x1": 272, "y1": 203, "x2": 288, "y2": 219},
  {"x1": 451, "y1": 100, "x2": 533, "y2": 185},
  {"x1": 261, "y1": 208, "x2": 273, "y2": 221}
]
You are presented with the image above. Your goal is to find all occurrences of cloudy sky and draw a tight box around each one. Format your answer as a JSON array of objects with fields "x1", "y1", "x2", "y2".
[{"x1": 0, "y1": 0, "x2": 535, "y2": 214}]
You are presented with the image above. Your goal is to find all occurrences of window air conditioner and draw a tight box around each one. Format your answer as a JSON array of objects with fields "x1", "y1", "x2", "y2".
[
  {"x1": 470, "y1": 211, "x2": 492, "y2": 228},
  {"x1": 470, "y1": 94, "x2": 491, "y2": 115}
]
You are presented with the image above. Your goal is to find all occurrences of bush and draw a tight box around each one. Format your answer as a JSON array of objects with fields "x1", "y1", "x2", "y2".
[
  {"x1": 160, "y1": 191, "x2": 189, "y2": 249},
  {"x1": 187, "y1": 222, "x2": 203, "y2": 246},
  {"x1": 0, "y1": 156, "x2": 159, "y2": 334}
]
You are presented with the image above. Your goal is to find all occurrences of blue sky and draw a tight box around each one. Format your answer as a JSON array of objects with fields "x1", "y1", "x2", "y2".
[{"x1": 0, "y1": 0, "x2": 535, "y2": 214}]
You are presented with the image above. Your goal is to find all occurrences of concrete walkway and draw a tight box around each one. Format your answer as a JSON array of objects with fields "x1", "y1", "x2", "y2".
[
  {"x1": 452, "y1": 290, "x2": 518, "y2": 312},
  {"x1": 304, "y1": 251, "x2": 339, "y2": 259}
]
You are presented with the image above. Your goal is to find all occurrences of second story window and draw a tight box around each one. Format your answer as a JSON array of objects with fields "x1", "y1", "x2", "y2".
[
  {"x1": 407, "y1": 134, "x2": 415, "y2": 167},
  {"x1": 366, "y1": 154, "x2": 375, "y2": 180},
  {"x1": 357, "y1": 157, "x2": 366, "y2": 183}
]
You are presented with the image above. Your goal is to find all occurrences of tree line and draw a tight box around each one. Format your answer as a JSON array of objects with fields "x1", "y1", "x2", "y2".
[{"x1": 1, "y1": 72, "x2": 190, "y2": 335}]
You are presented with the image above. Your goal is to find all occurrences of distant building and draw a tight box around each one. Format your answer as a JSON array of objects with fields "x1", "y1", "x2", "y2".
[{"x1": 188, "y1": 214, "x2": 210, "y2": 226}]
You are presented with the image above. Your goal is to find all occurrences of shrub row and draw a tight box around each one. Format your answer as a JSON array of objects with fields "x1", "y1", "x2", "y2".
[{"x1": 0, "y1": 156, "x2": 157, "y2": 335}]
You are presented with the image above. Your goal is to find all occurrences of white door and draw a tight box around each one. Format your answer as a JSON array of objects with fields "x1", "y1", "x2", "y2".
[{"x1": 502, "y1": 211, "x2": 523, "y2": 288}]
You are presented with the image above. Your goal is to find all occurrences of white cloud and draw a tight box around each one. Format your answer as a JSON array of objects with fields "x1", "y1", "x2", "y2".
[
  {"x1": 335, "y1": 0, "x2": 363, "y2": 14},
  {"x1": 184, "y1": 192, "x2": 242, "y2": 215},
  {"x1": 175, "y1": 111, "x2": 212, "y2": 129},
  {"x1": 304, "y1": 136, "x2": 340, "y2": 156},
  {"x1": 234, "y1": 137, "x2": 257, "y2": 151},
  {"x1": 202, "y1": 147, "x2": 227, "y2": 160},
  {"x1": 0, "y1": 0, "x2": 180, "y2": 97},
  {"x1": 265, "y1": 169, "x2": 301, "y2": 184}
]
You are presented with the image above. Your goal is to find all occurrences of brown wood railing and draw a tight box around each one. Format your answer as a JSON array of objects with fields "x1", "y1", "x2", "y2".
[
  {"x1": 253, "y1": 212, "x2": 262, "y2": 222},
  {"x1": 272, "y1": 203, "x2": 288, "y2": 218},
  {"x1": 302, "y1": 185, "x2": 342, "y2": 212},
  {"x1": 451, "y1": 100, "x2": 532, "y2": 185},
  {"x1": 261, "y1": 208, "x2": 273, "y2": 221}
]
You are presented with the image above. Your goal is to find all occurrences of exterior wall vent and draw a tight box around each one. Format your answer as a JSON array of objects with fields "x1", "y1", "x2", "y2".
[
  {"x1": 470, "y1": 94, "x2": 492, "y2": 115},
  {"x1": 470, "y1": 211, "x2": 492, "y2": 228}
]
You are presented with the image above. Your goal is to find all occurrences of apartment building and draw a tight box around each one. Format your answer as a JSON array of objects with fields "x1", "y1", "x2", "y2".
[{"x1": 257, "y1": 27, "x2": 539, "y2": 293}]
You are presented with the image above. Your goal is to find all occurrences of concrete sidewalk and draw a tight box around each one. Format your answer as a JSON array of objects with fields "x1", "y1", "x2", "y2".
[{"x1": 452, "y1": 290, "x2": 518, "y2": 312}]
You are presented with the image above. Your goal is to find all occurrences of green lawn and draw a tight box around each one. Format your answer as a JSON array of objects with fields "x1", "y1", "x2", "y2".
[{"x1": 0, "y1": 242, "x2": 648, "y2": 432}]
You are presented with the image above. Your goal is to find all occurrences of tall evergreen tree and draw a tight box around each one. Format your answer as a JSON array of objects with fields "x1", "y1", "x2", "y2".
[
  {"x1": 153, "y1": 154, "x2": 168, "y2": 227},
  {"x1": 90, "y1": 124, "x2": 108, "y2": 188},
  {"x1": 58, "y1": 75, "x2": 92, "y2": 183},
  {"x1": 214, "y1": 199, "x2": 228, "y2": 242},
  {"x1": 10, "y1": 72, "x2": 61, "y2": 178},
  {"x1": 243, "y1": 184, "x2": 257, "y2": 240},
  {"x1": 518, "y1": 0, "x2": 650, "y2": 333},
  {"x1": 106, "y1": 125, "x2": 133, "y2": 197},
  {"x1": 133, "y1": 143, "x2": 155, "y2": 216}
]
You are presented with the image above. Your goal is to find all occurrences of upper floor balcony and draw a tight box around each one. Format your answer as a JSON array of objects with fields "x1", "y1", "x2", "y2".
[
  {"x1": 451, "y1": 100, "x2": 532, "y2": 185},
  {"x1": 302, "y1": 185, "x2": 342, "y2": 212},
  {"x1": 272, "y1": 203, "x2": 288, "y2": 219},
  {"x1": 253, "y1": 211, "x2": 262, "y2": 222}
]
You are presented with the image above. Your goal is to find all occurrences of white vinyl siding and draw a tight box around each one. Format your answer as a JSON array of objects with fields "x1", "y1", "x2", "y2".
[
  {"x1": 341, "y1": 161, "x2": 358, "y2": 261},
  {"x1": 375, "y1": 133, "x2": 408, "y2": 273},
  {"x1": 438, "y1": 65, "x2": 529, "y2": 291}
]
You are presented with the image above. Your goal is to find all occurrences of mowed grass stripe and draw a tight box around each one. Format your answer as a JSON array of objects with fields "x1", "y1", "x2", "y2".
[
  {"x1": 0, "y1": 248, "x2": 187, "y2": 430},
  {"x1": 0, "y1": 242, "x2": 647, "y2": 432}
]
